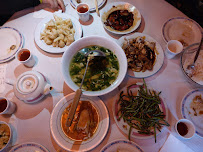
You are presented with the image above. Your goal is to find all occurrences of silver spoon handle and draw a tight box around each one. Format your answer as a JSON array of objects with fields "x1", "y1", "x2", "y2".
[
  {"x1": 66, "y1": 59, "x2": 90, "y2": 127},
  {"x1": 66, "y1": 88, "x2": 82, "y2": 128},
  {"x1": 194, "y1": 38, "x2": 203, "y2": 63}
]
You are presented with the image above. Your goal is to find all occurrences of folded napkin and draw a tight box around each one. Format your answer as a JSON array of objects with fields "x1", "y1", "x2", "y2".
[{"x1": 159, "y1": 134, "x2": 194, "y2": 152}]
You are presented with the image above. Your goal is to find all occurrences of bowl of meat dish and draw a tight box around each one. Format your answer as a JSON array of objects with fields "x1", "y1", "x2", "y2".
[
  {"x1": 117, "y1": 32, "x2": 164, "y2": 78},
  {"x1": 50, "y1": 93, "x2": 109, "y2": 151},
  {"x1": 0, "y1": 121, "x2": 11, "y2": 152},
  {"x1": 101, "y1": 2, "x2": 141, "y2": 35},
  {"x1": 62, "y1": 36, "x2": 128, "y2": 96},
  {"x1": 181, "y1": 43, "x2": 203, "y2": 87}
]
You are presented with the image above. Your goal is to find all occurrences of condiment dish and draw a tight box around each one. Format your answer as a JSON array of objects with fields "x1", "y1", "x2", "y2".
[{"x1": 175, "y1": 119, "x2": 195, "y2": 139}]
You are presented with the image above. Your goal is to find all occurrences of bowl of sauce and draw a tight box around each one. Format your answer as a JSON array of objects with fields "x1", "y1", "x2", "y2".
[{"x1": 175, "y1": 119, "x2": 195, "y2": 139}]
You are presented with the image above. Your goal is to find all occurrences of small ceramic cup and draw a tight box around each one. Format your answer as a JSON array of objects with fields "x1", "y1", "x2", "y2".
[
  {"x1": 175, "y1": 119, "x2": 195, "y2": 139},
  {"x1": 16, "y1": 48, "x2": 35, "y2": 67},
  {"x1": 165, "y1": 40, "x2": 183, "y2": 59},
  {"x1": 0, "y1": 97, "x2": 16, "y2": 115},
  {"x1": 76, "y1": 3, "x2": 90, "y2": 22}
]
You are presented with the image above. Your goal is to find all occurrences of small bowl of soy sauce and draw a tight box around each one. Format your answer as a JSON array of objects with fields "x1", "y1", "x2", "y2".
[{"x1": 175, "y1": 119, "x2": 195, "y2": 139}]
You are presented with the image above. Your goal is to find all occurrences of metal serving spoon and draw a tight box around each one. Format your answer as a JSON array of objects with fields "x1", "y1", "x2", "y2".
[
  {"x1": 187, "y1": 38, "x2": 203, "y2": 70},
  {"x1": 66, "y1": 49, "x2": 106, "y2": 128}
]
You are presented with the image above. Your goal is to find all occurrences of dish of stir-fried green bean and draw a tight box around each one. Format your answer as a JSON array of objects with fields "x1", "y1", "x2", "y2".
[{"x1": 116, "y1": 79, "x2": 169, "y2": 142}]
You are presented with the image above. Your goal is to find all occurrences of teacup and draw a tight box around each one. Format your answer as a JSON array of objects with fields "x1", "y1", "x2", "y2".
[
  {"x1": 165, "y1": 40, "x2": 183, "y2": 59},
  {"x1": 16, "y1": 48, "x2": 35, "y2": 67},
  {"x1": 76, "y1": 3, "x2": 90, "y2": 22},
  {"x1": 0, "y1": 97, "x2": 16, "y2": 115}
]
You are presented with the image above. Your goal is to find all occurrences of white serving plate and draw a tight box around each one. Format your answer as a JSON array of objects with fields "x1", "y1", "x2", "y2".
[
  {"x1": 34, "y1": 13, "x2": 82, "y2": 53},
  {"x1": 117, "y1": 32, "x2": 164, "y2": 78}
]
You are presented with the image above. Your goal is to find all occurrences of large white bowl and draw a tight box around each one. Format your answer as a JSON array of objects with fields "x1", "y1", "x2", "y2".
[{"x1": 61, "y1": 36, "x2": 127, "y2": 96}]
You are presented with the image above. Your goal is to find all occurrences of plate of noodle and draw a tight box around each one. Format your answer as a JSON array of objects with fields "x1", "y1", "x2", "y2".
[{"x1": 34, "y1": 13, "x2": 82, "y2": 53}]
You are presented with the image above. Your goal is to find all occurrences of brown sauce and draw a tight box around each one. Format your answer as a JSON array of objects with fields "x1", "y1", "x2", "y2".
[
  {"x1": 0, "y1": 99, "x2": 7, "y2": 113},
  {"x1": 77, "y1": 6, "x2": 88, "y2": 13},
  {"x1": 61, "y1": 101, "x2": 99, "y2": 141},
  {"x1": 177, "y1": 122, "x2": 188, "y2": 136},
  {"x1": 104, "y1": 10, "x2": 134, "y2": 31},
  {"x1": 18, "y1": 50, "x2": 30, "y2": 61}
]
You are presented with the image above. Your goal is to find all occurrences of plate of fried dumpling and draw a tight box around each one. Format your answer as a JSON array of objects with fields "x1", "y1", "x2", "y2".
[{"x1": 35, "y1": 13, "x2": 82, "y2": 53}]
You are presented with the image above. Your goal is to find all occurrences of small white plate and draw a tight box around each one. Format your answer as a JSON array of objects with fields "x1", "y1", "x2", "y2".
[
  {"x1": 181, "y1": 89, "x2": 203, "y2": 137},
  {"x1": 69, "y1": 0, "x2": 106, "y2": 12},
  {"x1": 162, "y1": 17, "x2": 202, "y2": 48},
  {"x1": 113, "y1": 83, "x2": 169, "y2": 140},
  {"x1": 9, "y1": 142, "x2": 49, "y2": 152},
  {"x1": 50, "y1": 93, "x2": 109, "y2": 151},
  {"x1": 101, "y1": 2, "x2": 141, "y2": 35},
  {"x1": 0, "y1": 27, "x2": 23, "y2": 63},
  {"x1": 100, "y1": 140, "x2": 144, "y2": 152},
  {"x1": 117, "y1": 32, "x2": 164, "y2": 78},
  {"x1": 34, "y1": 13, "x2": 82, "y2": 53}
]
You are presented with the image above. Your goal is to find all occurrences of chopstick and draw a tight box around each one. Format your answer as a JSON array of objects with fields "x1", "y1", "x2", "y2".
[{"x1": 94, "y1": 0, "x2": 100, "y2": 17}]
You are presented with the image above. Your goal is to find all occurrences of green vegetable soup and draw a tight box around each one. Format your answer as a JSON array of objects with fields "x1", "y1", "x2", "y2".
[{"x1": 70, "y1": 45, "x2": 119, "y2": 91}]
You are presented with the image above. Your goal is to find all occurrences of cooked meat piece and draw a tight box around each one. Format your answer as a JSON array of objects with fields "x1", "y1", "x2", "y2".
[{"x1": 123, "y1": 36, "x2": 156, "y2": 72}]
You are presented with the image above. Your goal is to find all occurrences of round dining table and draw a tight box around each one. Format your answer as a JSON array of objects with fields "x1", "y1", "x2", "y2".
[{"x1": 0, "y1": 0, "x2": 202, "y2": 152}]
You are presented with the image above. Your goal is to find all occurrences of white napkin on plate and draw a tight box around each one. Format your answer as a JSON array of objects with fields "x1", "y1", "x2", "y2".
[{"x1": 159, "y1": 134, "x2": 194, "y2": 152}]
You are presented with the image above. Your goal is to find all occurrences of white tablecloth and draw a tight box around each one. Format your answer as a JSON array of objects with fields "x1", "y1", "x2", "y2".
[{"x1": 0, "y1": 0, "x2": 202, "y2": 152}]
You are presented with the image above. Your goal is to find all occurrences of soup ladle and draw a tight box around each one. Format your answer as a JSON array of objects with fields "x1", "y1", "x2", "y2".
[{"x1": 66, "y1": 49, "x2": 106, "y2": 128}]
